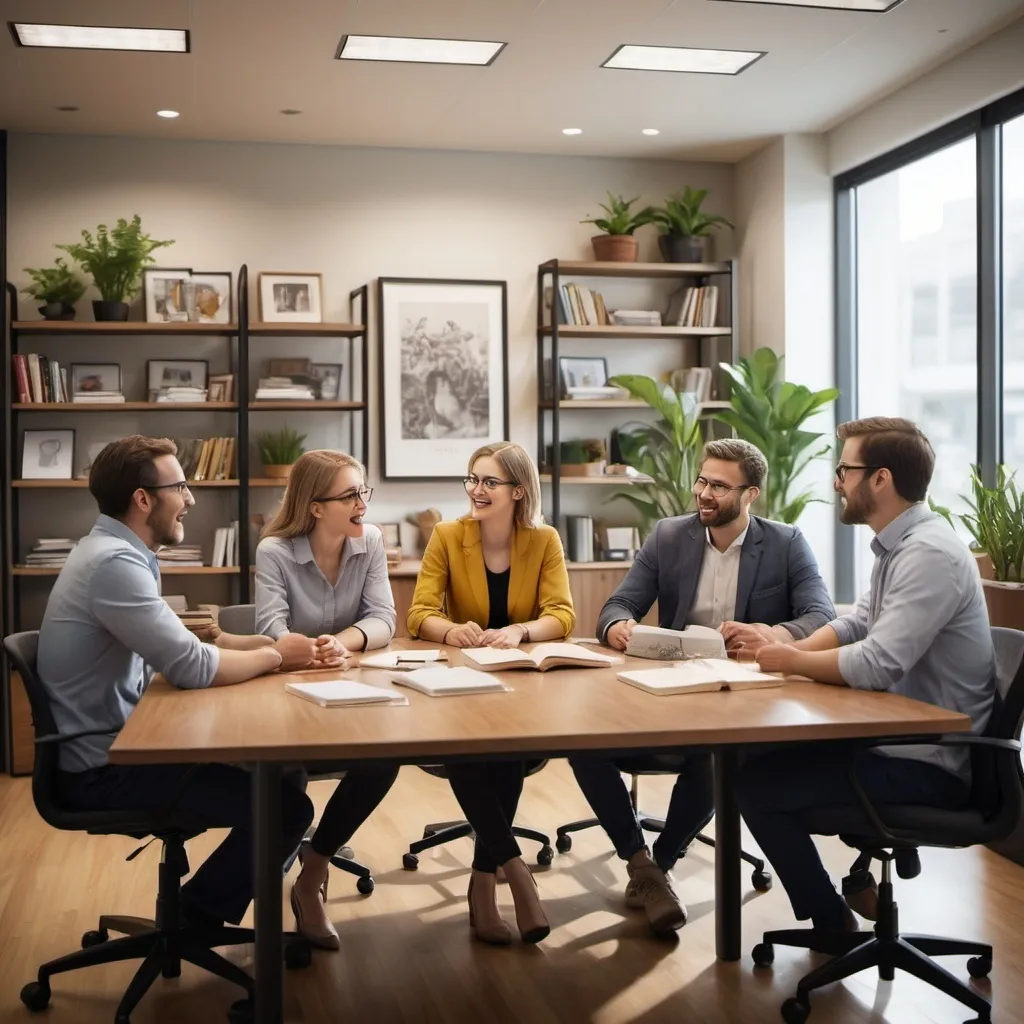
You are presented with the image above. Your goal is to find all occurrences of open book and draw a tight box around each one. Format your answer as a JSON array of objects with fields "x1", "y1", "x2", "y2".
[
  {"x1": 625, "y1": 624, "x2": 727, "y2": 661},
  {"x1": 359, "y1": 649, "x2": 448, "y2": 670},
  {"x1": 462, "y1": 643, "x2": 621, "y2": 673},
  {"x1": 285, "y1": 680, "x2": 405, "y2": 707},
  {"x1": 618, "y1": 659, "x2": 781, "y2": 695},
  {"x1": 385, "y1": 665, "x2": 510, "y2": 696}
]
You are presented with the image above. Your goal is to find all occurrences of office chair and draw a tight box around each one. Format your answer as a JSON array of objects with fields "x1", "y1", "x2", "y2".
[
  {"x1": 218, "y1": 604, "x2": 374, "y2": 894},
  {"x1": 3, "y1": 631, "x2": 306, "y2": 1024},
  {"x1": 402, "y1": 763, "x2": 555, "y2": 870},
  {"x1": 555, "y1": 755, "x2": 773, "y2": 891},
  {"x1": 752, "y1": 626, "x2": 1024, "y2": 1024}
]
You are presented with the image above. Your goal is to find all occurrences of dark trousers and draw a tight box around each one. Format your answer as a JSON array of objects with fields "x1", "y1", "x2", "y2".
[
  {"x1": 58, "y1": 762, "x2": 314, "y2": 925},
  {"x1": 444, "y1": 761, "x2": 527, "y2": 872},
  {"x1": 736, "y1": 746, "x2": 968, "y2": 928},
  {"x1": 570, "y1": 753, "x2": 714, "y2": 872},
  {"x1": 302, "y1": 763, "x2": 399, "y2": 858}
]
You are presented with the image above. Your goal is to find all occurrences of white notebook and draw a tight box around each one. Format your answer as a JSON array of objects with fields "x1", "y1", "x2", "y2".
[
  {"x1": 617, "y1": 658, "x2": 781, "y2": 696},
  {"x1": 359, "y1": 649, "x2": 448, "y2": 670},
  {"x1": 285, "y1": 680, "x2": 405, "y2": 707},
  {"x1": 462, "y1": 643, "x2": 620, "y2": 673},
  {"x1": 385, "y1": 665, "x2": 510, "y2": 696}
]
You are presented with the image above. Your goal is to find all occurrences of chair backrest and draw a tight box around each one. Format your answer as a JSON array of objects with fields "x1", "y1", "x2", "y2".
[{"x1": 219, "y1": 603, "x2": 256, "y2": 635}]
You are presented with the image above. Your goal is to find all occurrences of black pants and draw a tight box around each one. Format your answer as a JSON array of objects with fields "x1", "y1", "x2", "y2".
[
  {"x1": 301, "y1": 762, "x2": 399, "y2": 858},
  {"x1": 570, "y1": 753, "x2": 714, "y2": 872},
  {"x1": 58, "y1": 762, "x2": 314, "y2": 925},
  {"x1": 444, "y1": 761, "x2": 529, "y2": 872},
  {"x1": 736, "y1": 746, "x2": 968, "y2": 929}
]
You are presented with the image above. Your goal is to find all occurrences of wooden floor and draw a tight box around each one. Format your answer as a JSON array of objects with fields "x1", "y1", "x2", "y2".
[{"x1": 1, "y1": 762, "x2": 1021, "y2": 1024}]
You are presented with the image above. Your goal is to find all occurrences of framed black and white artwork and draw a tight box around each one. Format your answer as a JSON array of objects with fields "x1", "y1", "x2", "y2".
[
  {"x1": 377, "y1": 277, "x2": 508, "y2": 481},
  {"x1": 22, "y1": 429, "x2": 75, "y2": 480}
]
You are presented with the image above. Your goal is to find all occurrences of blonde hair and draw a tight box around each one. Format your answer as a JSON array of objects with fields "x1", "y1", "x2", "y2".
[
  {"x1": 468, "y1": 441, "x2": 543, "y2": 530},
  {"x1": 262, "y1": 449, "x2": 365, "y2": 539}
]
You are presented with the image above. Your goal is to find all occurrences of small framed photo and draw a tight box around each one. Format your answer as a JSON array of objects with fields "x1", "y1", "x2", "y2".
[
  {"x1": 378, "y1": 523, "x2": 401, "y2": 548},
  {"x1": 311, "y1": 363, "x2": 343, "y2": 401},
  {"x1": 190, "y1": 271, "x2": 233, "y2": 324},
  {"x1": 144, "y1": 267, "x2": 193, "y2": 323},
  {"x1": 559, "y1": 356, "x2": 608, "y2": 395},
  {"x1": 70, "y1": 363, "x2": 121, "y2": 395},
  {"x1": 206, "y1": 373, "x2": 234, "y2": 403},
  {"x1": 258, "y1": 272, "x2": 323, "y2": 323},
  {"x1": 22, "y1": 429, "x2": 75, "y2": 480},
  {"x1": 147, "y1": 359, "x2": 209, "y2": 393}
]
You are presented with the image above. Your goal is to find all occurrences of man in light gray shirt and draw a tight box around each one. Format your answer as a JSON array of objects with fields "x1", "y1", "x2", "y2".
[
  {"x1": 738, "y1": 417, "x2": 995, "y2": 936},
  {"x1": 39, "y1": 435, "x2": 332, "y2": 926}
]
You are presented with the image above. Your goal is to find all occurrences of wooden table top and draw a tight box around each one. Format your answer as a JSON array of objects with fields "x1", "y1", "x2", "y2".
[{"x1": 109, "y1": 640, "x2": 971, "y2": 765}]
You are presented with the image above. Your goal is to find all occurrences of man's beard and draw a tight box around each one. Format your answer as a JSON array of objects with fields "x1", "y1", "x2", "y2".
[
  {"x1": 147, "y1": 498, "x2": 181, "y2": 547},
  {"x1": 839, "y1": 479, "x2": 877, "y2": 525},
  {"x1": 699, "y1": 496, "x2": 743, "y2": 528}
]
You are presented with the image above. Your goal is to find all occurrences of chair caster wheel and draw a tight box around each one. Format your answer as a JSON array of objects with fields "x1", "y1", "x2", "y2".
[
  {"x1": 339, "y1": 845, "x2": 354, "y2": 861},
  {"x1": 967, "y1": 955, "x2": 992, "y2": 979},
  {"x1": 227, "y1": 998, "x2": 253, "y2": 1023},
  {"x1": 537, "y1": 845, "x2": 554, "y2": 866},
  {"x1": 752, "y1": 870, "x2": 773, "y2": 892},
  {"x1": 403, "y1": 853, "x2": 419, "y2": 871},
  {"x1": 357, "y1": 875, "x2": 375, "y2": 895},
  {"x1": 781, "y1": 996, "x2": 810, "y2": 1023},
  {"x1": 81, "y1": 928, "x2": 109, "y2": 948},
  {"x1": 20, "y1": 981, "x2": 51, "y2": 1012},
  {"x1": 556, "y1": 834, "x2": 572, "y2": 853},
  {"x1": 284, "y1": 938, "x2": 312, "y2": 970},
  {"x1": 752, "y1": 942, "x2": 775, "y2": 968}
]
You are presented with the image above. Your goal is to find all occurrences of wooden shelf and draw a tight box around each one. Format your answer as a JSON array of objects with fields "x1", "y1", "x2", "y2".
[
  {"x1": 13, "y1": 478, "x2": 240, "y2": 489},
  {"x1": 249, "y1": 478, "x2": 288, "y2": 487},
  {"x1": 540, "y1": 325, "x2": 731, "y2": 339},
  {"x1": 12, "y1": 321, "x2": 238, "y2": 336},
  {"x1": 13, "y1": 565, "x2": 239, "y2": 576},
  {"x1": 539, "y1": 474, "x2": 653, "y2": 485},
  {"x1": 248, "y1": 322, "x2": 365, "y2": 337},
  {"x1": 542, "y1": 400, "x2": 648, "y2": 410},
  {"x1": 13, "y1": 402, "x2": 238, "y2": 412},
  {"x1": 539, "y1": 260, "x2": 730, "y2": 279},
  {"x1": 249, "y1": 401, "x2": 366, "y2": 410}
]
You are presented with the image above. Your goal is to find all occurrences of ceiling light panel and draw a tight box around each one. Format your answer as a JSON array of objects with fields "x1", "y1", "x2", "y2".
[
  {"x1": 602, "y1": 44, "x2": 765, "y2": 75},
  {"x1": 9, "y1": 23, "x2": 189, "y2": 52},
  {"x1": 336, "y1": 35, "x2": 506, "y2": 66},
  {"x1": 710, "y1": 0, "x2": 902, "y2": 9}
]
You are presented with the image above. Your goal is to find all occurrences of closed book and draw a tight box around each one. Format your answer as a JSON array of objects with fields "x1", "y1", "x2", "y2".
[
  {"x1": 385, "y1": 666, "x2": 509, "y2": 696},
  {"x1": 617, "y1": 659, "x2": 781, "y2": 695},
  {"x1": 285, "y1": 680, "x2": 402, "y2": 707},
  {"x1": 461, "y1": 643, "x2": 620, "y2": 673}
]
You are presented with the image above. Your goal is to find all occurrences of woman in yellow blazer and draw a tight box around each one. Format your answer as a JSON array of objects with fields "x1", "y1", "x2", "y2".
[{"x1": 407, "y1": 441, "x2": 574, "y2": 946}]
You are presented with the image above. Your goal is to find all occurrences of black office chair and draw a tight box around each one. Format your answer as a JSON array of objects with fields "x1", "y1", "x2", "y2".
[
  {"x1": 556, "y1": 755, "x2": 773, "y2": 891},
  {"x1": 752, "y1": 626, "x2": 1024, "y2": 1024},
  {"x1": 218, "y1": 604, "x2": 374, "y2": 895},
  {"x1": 402, "y1": 763, "x2": 555, "y2": 870},
  {"x1": 3, "y1": 631, "x2": 277, "y2": 1024}
]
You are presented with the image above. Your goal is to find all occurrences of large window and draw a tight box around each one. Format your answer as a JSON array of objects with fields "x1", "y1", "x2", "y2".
[{"x1": 1004, "y1": 113, "x2": 1024, "y2": 479}]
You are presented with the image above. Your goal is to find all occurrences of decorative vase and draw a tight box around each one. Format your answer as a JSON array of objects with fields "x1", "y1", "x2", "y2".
[
  {"x1": 92, "y1": 300, "x2": 130, "y2": 322},
  {"x1": 591, "y1": 234, "x2": 638, "y2": 262},
  {"x1": 658, "y1": 234, "x2": 707, "y2": 263},
  {"x1": 262, "y1": 464, "x2": 294, "y2": 479},
  {"x1": 39, "y1": 302, "x2": 76, "y2": 321}
]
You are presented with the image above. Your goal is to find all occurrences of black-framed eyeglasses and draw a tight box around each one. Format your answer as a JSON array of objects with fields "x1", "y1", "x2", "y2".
[
  {"x1": 692, "y1": 476, "x2": 752, "y2": 498},
  {"x1": 835, "y1": 463, "x2": 882, "y2": 483},
  {"x1": 146, "y1": 480, "x2": 192, "y2": 497},
  {"x1": 314, "y1": 486, "x2": 373, "y2": 506},
  {"x1": 464, "y1": 475, "x2": 518, "y2": 493}
]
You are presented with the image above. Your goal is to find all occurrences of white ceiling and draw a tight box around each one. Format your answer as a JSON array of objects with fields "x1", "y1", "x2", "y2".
[{"x1": 1, "y1": 0, "x2": 1023, "y2": 162}]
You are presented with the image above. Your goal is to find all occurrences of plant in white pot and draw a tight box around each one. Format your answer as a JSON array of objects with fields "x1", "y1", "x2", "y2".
[
  {"x1": 256, "y1": 426, "x2": 307, "y2": 479},
  {"x1": 651, "y1": 186, "x2": 734, "y2": 264},
  {"x1": 580, "y1": 193, "x2": 656, "y2": 262}
]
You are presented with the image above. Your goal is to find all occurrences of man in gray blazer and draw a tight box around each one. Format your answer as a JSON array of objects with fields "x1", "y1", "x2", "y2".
[{"x1": 572, "y1": 438, "x2": 835, "y2": 935}]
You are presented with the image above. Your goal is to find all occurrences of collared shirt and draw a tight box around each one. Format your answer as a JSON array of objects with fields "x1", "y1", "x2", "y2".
[
  {"x1": 688, "y1": 526, "x2": 749, "y2": 629},
  {"x1": 37, "y1": 515, "x2": 221, "y2": 772},
  {"x1": 831, "y1": 502, "x2": 995, "y2": 780},
  {"x1": 255, "y1": 527, "x2": 396, "y2": 648}
]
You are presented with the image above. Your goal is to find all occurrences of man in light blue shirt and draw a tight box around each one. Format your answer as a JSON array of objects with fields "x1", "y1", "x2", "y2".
[
  {"x1": 737, "y1": 417, "x2": 995, "y2": 936},
  {"x1": 39, "y1": 435, "x2": 332, "y2": 926}
]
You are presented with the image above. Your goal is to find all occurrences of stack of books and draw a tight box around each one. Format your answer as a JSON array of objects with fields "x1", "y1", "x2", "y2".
[
  {"x1": 22, "y1": 537, "x2": 76, "y2": 569},
  {"x1": 211, "y1": 522, "x2": 240, "y2": 568},
  {"x1": 553, "y1": 283, "x2": 610, "y2": 326},
  {"x1": 11, "y1": 354, "x2": 69, "y2": 403},
  {"x1": 610, "y1": 309, "x2": 662, "y2": 327},
  {"x1": 175, "y1": 437, "x2": 236, "y2": 481},
  {"x1": 164, "y1": 595, "x2": 222, "y2": 634},
  {"x1": 157, "y1": 545, "x2": 204, "y2": 569},
  {"x1": 153, "y1": 386, "x2": 208, "y2": 403},
  {"x1": 73, "y1": 389, "x2": 124, "y2": 404},
  {"x1": 666, "y1": 285, "x2": 720, "y2": 328},
  {"x1": 254, "y1": 376, "x2": 316, "y2": 401}
]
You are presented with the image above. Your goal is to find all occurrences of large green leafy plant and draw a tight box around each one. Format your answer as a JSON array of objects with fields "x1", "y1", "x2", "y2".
[
  {"x1": 955, "y1": 466, "x2": 1024, "y2": 583},
  {"x1": 581, "y1": 193, "x2": 656, "y2": 236},
  {"x1": 256, "y1": 426, "x2": 307, "y2": 466},
  {"x1": 21, "y1": 258, "x2": 86, "y2": 305},
  {"x1": 712, "y1": 348, "x2": 839, "y2": 524},
  {"x1": 604, "y1": 374, "x2": 703, "y2": 535},
  {"x1": 652, "y1": 186, "x2": 734, "y2": 237},
  {"x1": 58, "y1": 215, "x2": 173, "y2": 303}
]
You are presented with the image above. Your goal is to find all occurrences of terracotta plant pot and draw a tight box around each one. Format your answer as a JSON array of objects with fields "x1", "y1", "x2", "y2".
[
  {"x1": 974, "y1": 550, "x2": 995, "y2": 580},
  {"x1": 561, "y1": 461, "x2": 607, "y2": 477},
  {"x1": 262, "y1": 464, "x2": 294, "y2": 479},
  {"x1": 981, "y1": 579, "x2": 1024, "y2": 630},
  {"x1": 591, "y1": 234, "x2": 638, "y2": 262}
]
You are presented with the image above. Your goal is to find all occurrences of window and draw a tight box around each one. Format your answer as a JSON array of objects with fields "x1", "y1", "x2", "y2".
[
  {"x1": 911, "y1": 284, "x2": 938, "y2": 336},
  {"x1": 1004, "y1": 112, "x2": 1024, "y2": 479}
]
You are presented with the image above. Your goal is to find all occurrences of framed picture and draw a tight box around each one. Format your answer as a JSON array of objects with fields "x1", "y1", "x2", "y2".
[
  {"x1": 144, "y1": 268, "x2": 193, "y2": 323},
  {"x1": 377, "y1": 523, "x2": 401, "y2": 548},
  {"x1": 559, "y1": 356, "x2": 608, "y2": 395},
  {"x1": 70, "y1": 363, "x2": 121, "y2": 395},
  {"x1": 258, "y1": 272, "x2": 323, "y2": 323},
  {"x1": 147, "y1": 359, "x2": 209, "y2": 393},
  {"x1": 191, "y1": 271, "x2": 233, "y2": 324},
  {"x1": 311, "y1": 363, "x2": 342, "y2": 401},
  {"x1": 378, "y1": 277, "x2": 508, "y2": 481},
  {"x1": 22, "y1": 429, "x2": 74, "y2": 480},
  {"x1": 206, "y1": 373, "x2": 234, "y2": 403}
]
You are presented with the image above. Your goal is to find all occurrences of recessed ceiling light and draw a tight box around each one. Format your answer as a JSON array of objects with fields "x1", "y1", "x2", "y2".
[
  {"x1": 642, "y1": 128, "x2": 660, "y2": 136},
  {"x1": 562, "y1": 128, "x2": 583, "y2": 135},
  {"x1": 9, "y1": 23, "x2": 189, "y2": 52},
  {"x1": 602, "y1": 44, "x2": 765, "y2": 75},
  {"x1": 55, "y1": 105, "x2": 79, "y2": 112},
  {"x1": 156, "y1": 110, "x2": 180, "y2": 119},
  {"x1": 280, "y1": 108, "x2": 302, "y2": 115},
  {"x1": 709, "y1": 0, "x2": 902, "y2": 9},
  {"x1": 336, "y1": 34, "x2": 506, "y2": 66}
]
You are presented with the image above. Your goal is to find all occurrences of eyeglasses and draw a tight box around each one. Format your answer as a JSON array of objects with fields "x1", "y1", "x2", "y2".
[
  {"x1": 146, "y1": 480, "x2": 192, "y2": 497},
  {"x1": 463, "y1": 475, "x2": 518, "y2": 493},
  {"x1": 692, "y1": 476, "x2": 752, "y2": 498},
  {"x1": 835, "y1": 464, "x2": 882, "y2": 483},
  {"x1": 314, "y1": 486, "x2": 373, "y2": 506}
]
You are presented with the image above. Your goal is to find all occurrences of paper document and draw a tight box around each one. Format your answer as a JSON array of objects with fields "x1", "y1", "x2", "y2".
[{"x1": 386, "y1": 665, "x2": 511, "y2": 696}]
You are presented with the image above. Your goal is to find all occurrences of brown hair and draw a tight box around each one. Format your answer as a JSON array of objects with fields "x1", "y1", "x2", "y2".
[
  {"x1": 700, "y1": 438, "x2": 767, "y2": 489},
  {"x1": 262, "y1": 449, "x2": 365, "y2": 539},
  {"x1": 88, "y1": 435, "x2": 178, "y2": 518},
  {"x1": 836, "y1": 417, "x2": 935, "y2": 502},
  {"x1": 468, "y1": 441, "x2": 543, "y2": 530}
]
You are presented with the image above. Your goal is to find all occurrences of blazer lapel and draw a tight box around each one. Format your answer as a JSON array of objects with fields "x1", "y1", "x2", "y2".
[
  {"x1": 734, "y1": 517, "x2": 764, "y2": 621},
  {"x1": 670, "y1": 516, "x2": 706, "y2": 629},
  {"x1": 507, "y1": 524, "x2": 532, "y2": 620},
  {"x1": 461, "y1": 519, "x2": 490, "y2": 625}
]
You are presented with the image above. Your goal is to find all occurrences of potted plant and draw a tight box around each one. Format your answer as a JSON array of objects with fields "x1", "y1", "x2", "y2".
[
  {"x1": 580, "y1": 193, "x2": 656, "y2": 262},
  {"x1": 558, "y1": 438, "x2": 607, "y2": 477},
  {"x1": 651, "y1": 186, "x2": 734, "y2": 263},
  {"x1": 57, "y1": 215, "x2": 173, "y2": 321},
  {"x1": 711, "y1": 347, "x2": 839, "y2": 523},
  {"x1": 21, "y1": 258, "x2": 86, "y2": 320},
  {"x1": 256, "y1": 426, "x2": 307, "y2": 479}
]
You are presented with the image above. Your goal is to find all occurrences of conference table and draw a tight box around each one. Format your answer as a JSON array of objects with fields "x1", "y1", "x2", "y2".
[{"x1": 109, "y1": 641, "x2": 970, "y2": 1024}]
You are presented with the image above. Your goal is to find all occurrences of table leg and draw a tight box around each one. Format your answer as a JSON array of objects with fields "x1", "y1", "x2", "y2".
[
  {"x1": 713, "y1": 747, "x2": 741, "y2": 961},
  {"x1": 254, "y1": 761, "x2": 283, "y2": 1024}
]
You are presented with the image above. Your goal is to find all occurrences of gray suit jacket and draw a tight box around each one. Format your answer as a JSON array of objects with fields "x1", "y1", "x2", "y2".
[{"x1": 596, "y1": 513, "x2": 835, "y2": 642}]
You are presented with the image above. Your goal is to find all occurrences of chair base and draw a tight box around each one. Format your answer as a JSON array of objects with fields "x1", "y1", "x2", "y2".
[
  {"x1": 403, "y1": 819, "x2": 555, "y2": 870},
  {"x1": 287, "y1": 830, "x2": 376, "y2": 896}
]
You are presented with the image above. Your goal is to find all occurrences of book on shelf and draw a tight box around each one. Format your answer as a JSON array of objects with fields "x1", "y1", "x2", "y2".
[
  {"x1": 254, "y1": 376, "x2": 317, "y2": 401},
  {"x1": 461, "y1": 643, "x2": 620, "y2": 673},
  {"x1": 156, "y1": 544, "x2": 204, "y2": 568},
  {"x1": 11, "y1": 354, "x2": 70, "y2": 403},
  {"x1": 625, "y1": 624, "x2": 727, "y2": 661},
  {"x1": 175, "y1": 437, "x2": 236, "y2": 481},
  {"x1": 683, "y1": 366, "x2": 713, "y2": 404},
  {"x1": 152, "y1": 386, "x2": 208, "y2": 403},
  {"x1": 549, "y1": 283, "x2": 611, "y2": 327},
  {"x1": 610, "y1": 310, "x2": 662, "y2": 327},
  {"x1": 384, "y1": 665, "x2": 510, "y2": 696},
  {"x1": 286, "y1": 680, "x2": 405, "y2": 707},
  {"x1": 21, "y1": 537, "x2": 77, "y2": 568},
  {"x1": 210, "y1": 521, "x2": 240, "y2": 568},
  {"x1": 617, "y1": 659, "x2": 781, "y2": 695},
  {"x1": 359, "y1": 649, "x2": 448, "y2": 670},
  {"x1": 73, "y1": 391, "x2": 125, "y2": 403},
  {"x1": 666, "y1": 285, "x2": 720, "y2": 328}
]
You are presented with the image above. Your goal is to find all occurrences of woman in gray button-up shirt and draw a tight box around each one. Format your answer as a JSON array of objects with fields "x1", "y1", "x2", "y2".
[{"x1": 255, "y1": 449, "x2": 397, "y2": 951}]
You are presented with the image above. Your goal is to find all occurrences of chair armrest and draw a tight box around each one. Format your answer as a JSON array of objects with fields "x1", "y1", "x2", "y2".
[{"x1": 36, "y1": 726, "x2": 120, "y2": 746}]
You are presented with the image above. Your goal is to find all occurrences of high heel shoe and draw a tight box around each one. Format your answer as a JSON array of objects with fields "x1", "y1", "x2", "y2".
[
  {"x1": 504, "y1": 859, "x2": 550, "y2": 944},
  {"x1": 467, "y1": 872, "x2": 512, "y2": 946},
  {"x1": 290, "y1": 883, "x2": 340, "y2": 951},
  {"x1": 296, "y1": 842, "x2": 329, "y2": 903}
]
